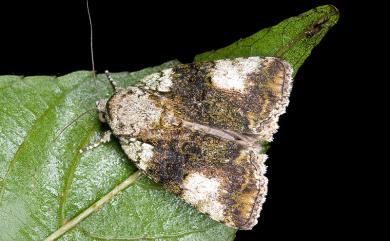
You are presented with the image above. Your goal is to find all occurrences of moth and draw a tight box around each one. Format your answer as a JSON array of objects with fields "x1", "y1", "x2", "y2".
[{"x1": 91, "y1": 56, "x2": 293, "y2": 230}]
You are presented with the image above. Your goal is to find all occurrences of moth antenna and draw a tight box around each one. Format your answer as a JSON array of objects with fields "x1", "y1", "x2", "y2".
[
  {"x1": 52, "y1": 108, "x2": 96, "y2": 143},
  {"x1": 86, "y1": 0, "x2": 96, "y2": 86},
  {"x1": 105, "y1": 70, "x2": 119, "y2": 92}
]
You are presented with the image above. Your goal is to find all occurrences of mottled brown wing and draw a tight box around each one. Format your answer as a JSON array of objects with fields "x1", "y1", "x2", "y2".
[
  {"x1": 104, "y1": 57, "x2": 293, "y2": 229},
  {"x1": 118, "y1": 126, "x2": 267, "y2": 230},
  {"x1": 165, "y1": 57, "x2": 293, "y2": 141}
]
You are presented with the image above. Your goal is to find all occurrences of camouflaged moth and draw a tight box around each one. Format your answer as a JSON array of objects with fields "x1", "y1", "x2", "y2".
[{"x1": 90, "y1": 56, "x2": 293, "y2": 230}]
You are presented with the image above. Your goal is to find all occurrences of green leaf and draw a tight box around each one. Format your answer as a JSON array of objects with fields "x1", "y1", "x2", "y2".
[
  {"x1": 195, "y1": 5, "x2": 339, "y2": 77},
  {"x1": 0, "y1": 5, "x2": 338, "y2": 241}
]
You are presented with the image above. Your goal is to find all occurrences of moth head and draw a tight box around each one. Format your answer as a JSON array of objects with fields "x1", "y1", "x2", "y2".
[{"x1": 96, "y1": 99, "x2": 108, "y2": 123}]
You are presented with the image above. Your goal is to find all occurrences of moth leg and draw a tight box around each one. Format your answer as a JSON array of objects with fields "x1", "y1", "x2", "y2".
[
  {"x1": 105, "y1": 70, "x2": 120, "y2": 92},
  {"x1": 80, "y1": 130, "x2": 112, "y2": 153}
]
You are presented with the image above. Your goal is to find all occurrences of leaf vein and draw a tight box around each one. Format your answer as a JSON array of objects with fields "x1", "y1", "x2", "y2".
[
  {"x1": 0, "y1": 75, "x2": 90, "y2": 203},
  {"x1": 57, "y1": 121, "x2": 100, "y2": 226}
]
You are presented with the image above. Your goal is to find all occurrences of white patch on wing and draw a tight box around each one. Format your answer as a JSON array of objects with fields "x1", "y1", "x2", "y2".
[
  {"x1": 121, "y1": 140, "x2": 154, "y2": 171},
  {"x1": 140, "y1": 68, "x2": 173, "y2": 92},
  {"x1": 182, "y1": 172, "x2": 225, "y2": 221},
  {"x1": 211, "y1": 57, "x2": 260, "y2": 92},
  {"x1": 157, "y1": 68, "x2": 173, "y2": 92},
  {"x1": 138, "y1": 143, "x2": 154, "y2": 170},
  {"x1": 140, "y1": 72, "x2": 160, "y2": 90}
]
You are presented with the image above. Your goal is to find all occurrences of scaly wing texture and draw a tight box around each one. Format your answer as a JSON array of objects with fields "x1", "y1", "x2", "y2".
[{"x1": 106, "y1": 57, "x2": 292, "y2": 229}]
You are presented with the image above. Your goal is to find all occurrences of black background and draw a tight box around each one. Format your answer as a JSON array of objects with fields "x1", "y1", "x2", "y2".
[{"x1": 1, "y1": 1, "x2": 370, "y2": 240}]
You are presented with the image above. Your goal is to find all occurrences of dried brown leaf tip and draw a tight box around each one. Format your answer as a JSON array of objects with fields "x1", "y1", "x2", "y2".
[{"x1": 98, "y1": 57, "x2": 293, "y2": 230}]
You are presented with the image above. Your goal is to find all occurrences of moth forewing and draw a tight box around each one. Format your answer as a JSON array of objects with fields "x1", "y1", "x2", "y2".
[{"x1": 98, "y1": 56, "x2": 293, "y2": 230}]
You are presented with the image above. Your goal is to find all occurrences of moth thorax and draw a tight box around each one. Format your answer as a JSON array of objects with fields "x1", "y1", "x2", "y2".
[{"x1": 106, "y1": 88, "x2": 163, "y2": 137}]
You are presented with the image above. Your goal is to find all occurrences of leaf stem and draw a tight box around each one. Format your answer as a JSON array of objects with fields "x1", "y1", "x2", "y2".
[{"x1": 44, "y1": 170, "x2": 141, "y2": 241}]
